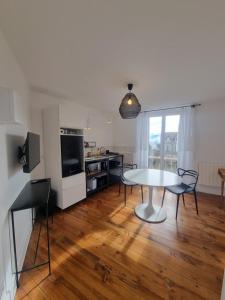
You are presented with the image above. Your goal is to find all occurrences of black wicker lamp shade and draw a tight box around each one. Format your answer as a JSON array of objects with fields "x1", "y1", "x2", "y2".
[{"x1": 119, "y1": 84, "x2": 141, "y2": 119}]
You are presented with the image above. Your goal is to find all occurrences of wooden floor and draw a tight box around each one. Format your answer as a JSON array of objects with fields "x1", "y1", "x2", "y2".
[{"x1": 16, "y1": 185, "x2": 225, "y2": 300}]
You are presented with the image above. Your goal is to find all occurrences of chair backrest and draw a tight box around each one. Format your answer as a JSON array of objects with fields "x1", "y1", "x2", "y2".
[
  {"x1": 177, "y1": 168, "x2": 199, "y2": 190},
  {"x1": 121, "y1": 163, "x2": 137, "y2": 181}
]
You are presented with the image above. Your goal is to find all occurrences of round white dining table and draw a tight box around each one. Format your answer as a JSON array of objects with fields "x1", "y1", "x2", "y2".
[{"x1": 124, "y1": 169, "x2": 180, "y2": 223}]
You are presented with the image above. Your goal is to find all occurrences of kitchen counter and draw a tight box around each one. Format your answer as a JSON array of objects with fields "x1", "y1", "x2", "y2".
[
  {"x1": 85, "y1": 153, "x2": 121, "y2": 162},
  {"x1": 85, "y1": 154, "x2": 123, "y2": 196}
]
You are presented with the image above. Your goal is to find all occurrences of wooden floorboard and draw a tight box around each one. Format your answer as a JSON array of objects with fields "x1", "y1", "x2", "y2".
[{"x1": 15, "y1": 185, "x2": 225, "y2": 299}]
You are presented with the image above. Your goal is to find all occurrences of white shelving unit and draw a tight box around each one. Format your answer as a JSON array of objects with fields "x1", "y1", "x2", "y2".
[
  {"x1": 43, "y1": 105, "x2": 86, "y2": 209},
  {"x1": 0, "y1": 87, "x2": 21, "y2": 124}
]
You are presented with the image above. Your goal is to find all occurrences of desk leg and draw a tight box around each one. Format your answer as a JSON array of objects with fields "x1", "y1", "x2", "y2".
[
  {"x1": 11, "y1": 211, "x2": 19, "y2": 288},
  {"x1": 34, "y1": 221, "x2": 42, "y2": 264},
  {"x1": 46, "y1": 202, "x2": 51, "y2": 275},
  {"x1": 31, "y1": 207, "x2": 34, "y2": 229},
  {"x1": 134, "y1": 187, "x2": 167, "y2": 223}
]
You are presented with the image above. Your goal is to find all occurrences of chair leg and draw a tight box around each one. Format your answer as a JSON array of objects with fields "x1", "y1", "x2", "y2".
[
  {"x1": 124, "y1": 185, "x2": 127, "y2": 206},
  {"x1": 161, "y1": 188, "x2": 166, "y2": 207},
  {"x1": 182, "y1": 193, "x2": 185, "y2": 206},
  {"x1": 141, "y1": 186, "x2": 144, "y2": 203},
  {"x1": 176, "y1": 194, "x2": 180, "y2": 220},
  {"x1": 194, "y1": 190, "x2": 199, "y2": 215}
]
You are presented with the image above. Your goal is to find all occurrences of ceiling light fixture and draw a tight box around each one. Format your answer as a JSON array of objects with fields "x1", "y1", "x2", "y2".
[{"x1": 119, "y1": 83, "x2": 141, "y2": 119}]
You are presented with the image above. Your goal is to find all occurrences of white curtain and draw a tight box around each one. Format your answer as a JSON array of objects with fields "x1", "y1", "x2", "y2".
[
  {"x1": 135, "y1": 112, "x2": 149, "y2": 168},
  {"x1": 177, "y1": 107, "x2": 195, "y2": 170}
]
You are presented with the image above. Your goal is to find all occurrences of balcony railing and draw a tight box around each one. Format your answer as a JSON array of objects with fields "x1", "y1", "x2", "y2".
[{"x1": 148, "y1": 155, "x2": 178, "y2": 173}]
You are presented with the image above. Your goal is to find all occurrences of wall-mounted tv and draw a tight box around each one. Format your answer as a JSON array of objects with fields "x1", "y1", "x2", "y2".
[{"x1": 18, "y1": 132, "x2": 40, "y2": 173}]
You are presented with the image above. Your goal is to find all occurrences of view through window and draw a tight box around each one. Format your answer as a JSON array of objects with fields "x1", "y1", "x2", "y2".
[{"x1": 149, "y1": 114, "x2": 180, "y2": 172}]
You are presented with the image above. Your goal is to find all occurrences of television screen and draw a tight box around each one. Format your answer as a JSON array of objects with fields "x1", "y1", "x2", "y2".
[{"x1": 23, "y1": 132, "x2": 40, "y2": 173}]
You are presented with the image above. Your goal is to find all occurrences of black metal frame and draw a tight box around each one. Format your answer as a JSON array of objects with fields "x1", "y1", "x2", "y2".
[
  {"x1": 118, "y1": 163, "x2": 144, "y2": 206},
  {"x1": 85, "y1": 154, "x2": 124, "y2": 196},
  {"x1": 161, "y1": 168, "x2": 199, "y2": 220},
  {"x1": 141, "y1": 103, "x2": 201, "y2": 114},
  {"x1": 11, "y1": 191, "x2": 51, "y2": 288}
]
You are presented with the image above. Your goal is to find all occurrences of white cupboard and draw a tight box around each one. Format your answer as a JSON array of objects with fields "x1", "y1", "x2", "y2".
[{"x1": 43, "y1": 104, "x2": 86, "y2": 209}]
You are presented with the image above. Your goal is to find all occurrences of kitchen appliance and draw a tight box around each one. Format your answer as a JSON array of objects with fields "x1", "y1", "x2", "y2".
[
  {"x1": 87, "y1": 178, "x2": 97, "y2": 191},
  {"x1": 60, "y1": 128, "x2": 84, "y2": 177}
]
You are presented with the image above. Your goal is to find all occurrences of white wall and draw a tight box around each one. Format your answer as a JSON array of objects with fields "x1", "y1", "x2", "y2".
[
  {"x1": 30, "y1": 108, "x2": 45, "y2": 179},
  {"x1": 195, "y1": 100, "x2": 225, "y2": 163},
  {"x1": 112, "y1": 115, "x2": 136, "y2": 163},
  {"x1": 0, "y1": 29, "x2": 31, "y2": 300},
  {"x1": 195, "y1": 100, "x2": 225, "y2": 194},
  {"x1": 113, "y1": 101, "x2": 225, "y2": 194},
  {"x1": 30, "y1": 91, "x2": 114, "y2": 179},
  {"x1": 113, "y1": 115, "x2": 136, "y2": 149}
]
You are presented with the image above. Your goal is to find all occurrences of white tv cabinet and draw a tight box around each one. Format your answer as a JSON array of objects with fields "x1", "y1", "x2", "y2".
[{"x1": 43, "y1": 105, "x2": 86, "y2": 209}]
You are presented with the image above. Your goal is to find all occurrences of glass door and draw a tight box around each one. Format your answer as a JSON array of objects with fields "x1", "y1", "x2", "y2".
[
  {"x1": 149, "y1": 116, "x2": 162, "y2": 170},
  {"x1": 149, "y1": 113, "x2": 180, "y2": 172}
]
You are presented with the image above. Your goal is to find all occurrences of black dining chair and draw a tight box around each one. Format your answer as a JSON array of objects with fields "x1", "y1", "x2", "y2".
[
  {"x1": 161, "y1": 168, "x2": 199, "y2": 219},
  {"x1": 118, "y1": 163, "x2": 143, "y2": 206}
]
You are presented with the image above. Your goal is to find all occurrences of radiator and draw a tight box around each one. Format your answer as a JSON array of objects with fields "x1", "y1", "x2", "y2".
[{"x1": 198, "y1": 161, "x2": 225, "y2": 187}]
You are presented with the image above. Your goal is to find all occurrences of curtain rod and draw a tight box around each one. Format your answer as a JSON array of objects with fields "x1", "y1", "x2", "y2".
[{"x1": 141, "y1": 103, "x2": 201, "y2": 113}]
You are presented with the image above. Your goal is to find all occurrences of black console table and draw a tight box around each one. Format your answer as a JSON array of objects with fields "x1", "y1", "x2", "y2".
[{"x1": 10, "y1": 179, "x2": 51, "y2": 288}]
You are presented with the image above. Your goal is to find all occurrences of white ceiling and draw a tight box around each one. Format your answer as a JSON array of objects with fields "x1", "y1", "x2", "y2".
[{"x1": 0, "y1": 0, "x2": 225, "y2": 112}]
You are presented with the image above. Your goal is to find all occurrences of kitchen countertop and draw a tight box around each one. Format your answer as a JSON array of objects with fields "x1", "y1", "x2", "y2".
[{"x1": 85, "y1": 153, "x2": 122, "y2": 162}]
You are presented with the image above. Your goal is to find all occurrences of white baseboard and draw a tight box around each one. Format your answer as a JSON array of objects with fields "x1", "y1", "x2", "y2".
[{"x1": 198, "y1": 184, "x2": 221, "y2": 196}]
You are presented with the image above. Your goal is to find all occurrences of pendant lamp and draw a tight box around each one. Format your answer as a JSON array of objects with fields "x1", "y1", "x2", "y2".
[{"x1": 119, "y1": 83, "x2": 141, "y2": 119}]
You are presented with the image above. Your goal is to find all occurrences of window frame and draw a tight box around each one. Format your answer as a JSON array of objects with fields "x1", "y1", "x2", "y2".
[{"x1": 149, "y1": 109, "x2": 181, "y2": 171}]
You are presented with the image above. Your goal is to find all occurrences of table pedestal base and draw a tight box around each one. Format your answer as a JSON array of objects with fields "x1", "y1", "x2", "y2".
[
  {"x1": 134, "y1": 186, "x2": 167, "y2": 223},
  {"x1": 134, "y1": 203, "x2": 167, "y2": 223}
]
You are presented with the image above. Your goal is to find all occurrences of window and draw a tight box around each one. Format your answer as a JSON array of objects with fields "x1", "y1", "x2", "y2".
[{"x1": 149, "y1": 114, "x2": 180, "y2": 172}]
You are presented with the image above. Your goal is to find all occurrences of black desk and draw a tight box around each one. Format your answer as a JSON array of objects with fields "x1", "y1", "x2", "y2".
[{"x1": 10, "y1": 179, "x2": 51, "y2": 288}]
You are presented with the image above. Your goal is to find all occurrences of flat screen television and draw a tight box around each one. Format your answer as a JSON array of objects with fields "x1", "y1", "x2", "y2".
[{"x1": 19, "y1": 132, "x2": 40, "y2": 173}]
